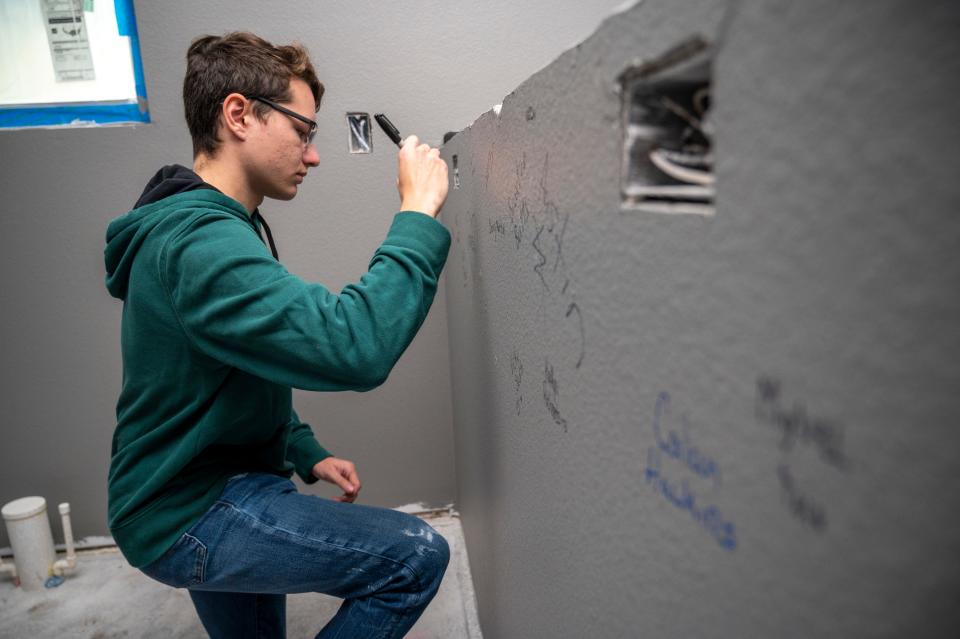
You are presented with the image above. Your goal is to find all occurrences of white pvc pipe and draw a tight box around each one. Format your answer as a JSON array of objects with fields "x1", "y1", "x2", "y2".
[
  {"x1": 52, "y1": 502, "x2": 76, "y2": 577},
  {"x1": 1, "y1": 497, "x2": 56, "y2": 591}
]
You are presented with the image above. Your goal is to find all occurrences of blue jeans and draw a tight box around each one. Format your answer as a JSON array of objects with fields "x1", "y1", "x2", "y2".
[{"x1": 139, "y1": 472, "x2": 450, "y2": 638}]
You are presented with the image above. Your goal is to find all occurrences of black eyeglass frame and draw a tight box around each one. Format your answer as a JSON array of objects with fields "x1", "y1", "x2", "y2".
[{"x1": 248, "y1": 95, "x2": 318, "y2": 146}]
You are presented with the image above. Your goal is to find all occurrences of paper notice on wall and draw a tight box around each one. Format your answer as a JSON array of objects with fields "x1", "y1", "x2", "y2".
[{"x1": 40, "y1": 0, "x2": 95, "y2": 82}]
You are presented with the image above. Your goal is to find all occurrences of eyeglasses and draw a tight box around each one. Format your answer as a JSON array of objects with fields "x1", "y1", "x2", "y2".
[{"x1": 248, "y1": 95, "x2": 317, "y2": 147}]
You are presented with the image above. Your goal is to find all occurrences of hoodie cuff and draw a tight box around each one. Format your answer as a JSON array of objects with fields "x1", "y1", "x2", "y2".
[{"x1": 287, "y1": 437, "x2": 333, "y2": 485}]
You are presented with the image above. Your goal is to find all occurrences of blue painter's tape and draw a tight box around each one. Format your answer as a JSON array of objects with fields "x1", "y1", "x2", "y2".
[
  {"x1": 107, "y1": 0, "x2": 150, "y2": 122},
  {"x1": 114, "y1": 0, "x2": 133, "y2": 37},
  {"x1": 0, "y1": 102, "x2": 149, "y2": 128},
  {"x1": 118, "y1": 0, "x2": 150, "y2": 119}
]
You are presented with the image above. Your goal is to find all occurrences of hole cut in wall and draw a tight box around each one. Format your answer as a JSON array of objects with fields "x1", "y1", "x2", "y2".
[
  {"x1": 619, "y1": 36, "x2": 715, "y2": 216},
  {"x1": 347, "y1": 112, "x2": 372, "y2": 153}
]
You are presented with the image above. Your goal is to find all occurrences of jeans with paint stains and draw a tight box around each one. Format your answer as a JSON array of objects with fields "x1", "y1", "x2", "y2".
[{"x1": 139, "y1": 471, "x2": 450, "y2": 638}]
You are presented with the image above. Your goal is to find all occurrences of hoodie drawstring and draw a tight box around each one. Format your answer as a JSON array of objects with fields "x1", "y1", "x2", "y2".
[{"x1": 251, "y1": 210, "x2": 279, "y2": 260}]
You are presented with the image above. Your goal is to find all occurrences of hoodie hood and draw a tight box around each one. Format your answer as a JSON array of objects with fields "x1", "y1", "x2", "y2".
[
  {"x1": 132, "y1": 164, "x2": 219, "y2": 210},
  {"x1": 105, "y1": 166, "x2": 234, "y2": 301}
]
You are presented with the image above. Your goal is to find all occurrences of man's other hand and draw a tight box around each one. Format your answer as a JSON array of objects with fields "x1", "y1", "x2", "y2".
[{"x1": 312, "y1": 456, "x2": 362, "y2": 503}]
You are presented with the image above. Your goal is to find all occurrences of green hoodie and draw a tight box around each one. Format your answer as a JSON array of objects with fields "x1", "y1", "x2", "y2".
[{"x1": 104, "y1": 188, "x2": 450, "y2": 568}]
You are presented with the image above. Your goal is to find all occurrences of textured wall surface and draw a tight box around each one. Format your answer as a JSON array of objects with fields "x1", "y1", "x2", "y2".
[
  {"x1": 0, "y1": 0, "x2": 627, "y2": 547},
  {"x1": 442, "y1": 1, "x2": 960, "y2": 637}
]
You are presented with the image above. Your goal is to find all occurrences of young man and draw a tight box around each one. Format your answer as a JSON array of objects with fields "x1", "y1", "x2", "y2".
[{"x1": 103, "y1": 32, "x2": 451, "y2": 638}]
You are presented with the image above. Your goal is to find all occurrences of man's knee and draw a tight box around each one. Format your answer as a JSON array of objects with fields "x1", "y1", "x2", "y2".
[
  {"x1": 426, "y1": 530, "x2": 450, "y2": 579},
  {"x1": 401, "y1": 520, "x2": 450, "y2": 591},
  {"x1": 420, "y1": 530, "x2": 449, "y2": 597}
]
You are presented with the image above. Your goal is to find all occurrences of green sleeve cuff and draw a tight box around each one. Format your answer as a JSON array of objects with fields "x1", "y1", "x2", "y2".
[{"x1": 287, "y1": 431, "x2": 333, "y2": 485}]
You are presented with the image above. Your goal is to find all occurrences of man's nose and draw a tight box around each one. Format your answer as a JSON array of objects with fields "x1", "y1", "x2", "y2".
[{"x1": 303, "y1": 144, "x2": 320, "y2": 167}]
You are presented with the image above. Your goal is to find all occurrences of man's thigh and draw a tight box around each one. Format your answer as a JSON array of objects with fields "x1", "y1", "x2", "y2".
[{"x1": 142, "y1": 472, "x2": 448, "y2": 598}]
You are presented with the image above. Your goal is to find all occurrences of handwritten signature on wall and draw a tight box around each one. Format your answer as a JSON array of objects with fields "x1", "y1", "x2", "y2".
[
  {"x1": 755, "y1": 375, "x2": 851, "y2": 533},
  {"x1": 644, "y1": 391, "x2": 737, "y2": 551}
]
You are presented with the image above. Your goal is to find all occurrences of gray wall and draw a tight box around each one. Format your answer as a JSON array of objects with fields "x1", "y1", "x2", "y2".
[
  {"x1": 0, "y1": 0, "x2": 627, "y2": 548},
  {"x1": 442, "y1": 1, "x2": 960, "y2": 637}
]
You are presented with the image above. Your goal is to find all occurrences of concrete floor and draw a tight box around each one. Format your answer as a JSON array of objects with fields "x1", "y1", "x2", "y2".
[{"x1": 0, "y1": 509, "x2": 482, "y2": 639}]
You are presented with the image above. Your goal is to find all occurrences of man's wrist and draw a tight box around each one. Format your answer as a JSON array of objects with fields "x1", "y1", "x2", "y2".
[{"x1": 399, "y1": 200, "x2": 437, "y2": 218}]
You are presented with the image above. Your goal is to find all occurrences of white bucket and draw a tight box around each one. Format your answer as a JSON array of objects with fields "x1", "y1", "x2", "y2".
[{"x1": 2, "y1": 496, "x2": 56, "y2": 591}]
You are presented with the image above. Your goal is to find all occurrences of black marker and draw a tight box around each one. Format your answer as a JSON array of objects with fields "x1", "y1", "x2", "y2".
[{"x1": 374, "y1": 113, "x2": 403, "y2": 147}]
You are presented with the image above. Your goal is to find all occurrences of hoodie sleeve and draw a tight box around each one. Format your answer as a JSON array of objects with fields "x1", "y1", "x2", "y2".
[
  {"x1": 161, "y1": 210, "x2": 450, "y2": 391},
  {"x1": 286, "y1": 408, "x2": 333, "y2": 484}
]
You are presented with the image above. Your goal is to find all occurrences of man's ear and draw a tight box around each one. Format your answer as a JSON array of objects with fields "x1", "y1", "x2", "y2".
[{"x1": 221, "y1": 93, "x2": 253, "y2": 142}]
